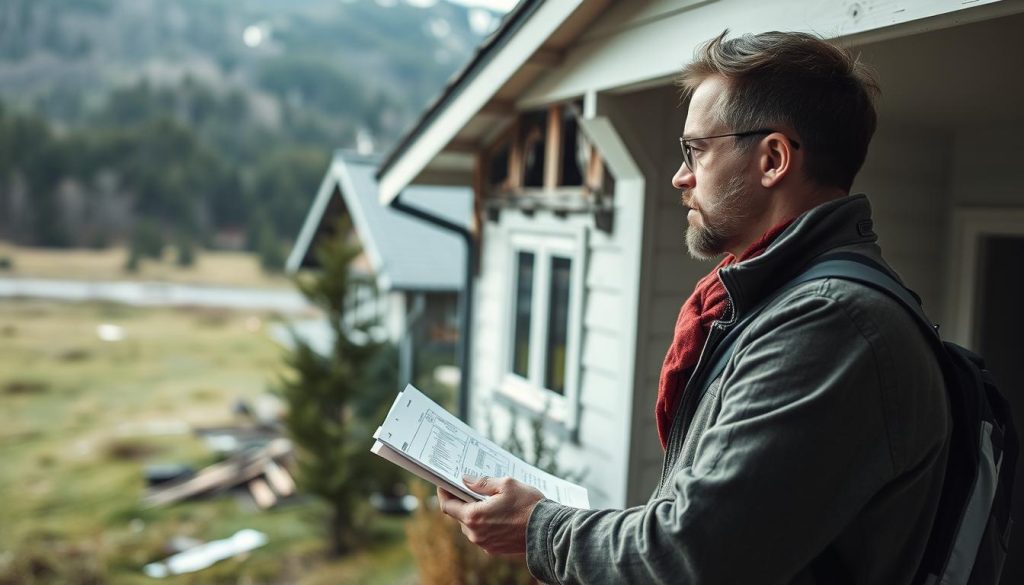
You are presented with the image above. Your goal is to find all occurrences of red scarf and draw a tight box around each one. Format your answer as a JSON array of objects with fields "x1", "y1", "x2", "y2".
[{"x1": 655, "y1": 220, "x2": 794, "y2": 448}]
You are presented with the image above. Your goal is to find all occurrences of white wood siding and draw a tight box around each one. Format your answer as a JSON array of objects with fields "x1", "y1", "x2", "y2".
[{"x1": 850, "y1": 127, "x2": 950, "y2": 322}]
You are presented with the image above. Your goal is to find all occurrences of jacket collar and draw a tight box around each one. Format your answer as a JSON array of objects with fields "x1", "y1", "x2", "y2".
[{"x1": 718, "y1": 194, "x2": 881, "y2": 319}]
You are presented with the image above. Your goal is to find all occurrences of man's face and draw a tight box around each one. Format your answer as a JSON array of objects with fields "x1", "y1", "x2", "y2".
[{"x1": 672, "y1": 77, "x2": 760, "y2": 260}]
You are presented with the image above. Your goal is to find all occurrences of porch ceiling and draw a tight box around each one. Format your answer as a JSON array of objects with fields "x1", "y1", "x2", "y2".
[{"x1": 858, "y1": 11, "x2": 1024, "y2": 130}]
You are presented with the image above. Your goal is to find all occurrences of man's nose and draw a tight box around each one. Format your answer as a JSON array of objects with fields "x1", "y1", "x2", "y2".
[{"x1": 672, "y1": 161, "x2": 694, "y2": 191}]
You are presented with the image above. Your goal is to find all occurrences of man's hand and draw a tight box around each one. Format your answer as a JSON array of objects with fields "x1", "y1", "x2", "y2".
[{"x1": 437, "y1": 476, "x2": 545, "y2": 556}]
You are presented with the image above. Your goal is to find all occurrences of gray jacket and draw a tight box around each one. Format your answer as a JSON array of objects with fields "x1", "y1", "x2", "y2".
[{"x1": 526, "y1": 195, "x2": 950, "y2": 585}]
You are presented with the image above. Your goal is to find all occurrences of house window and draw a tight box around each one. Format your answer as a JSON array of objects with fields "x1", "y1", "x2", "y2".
[
  {"x1": 501, "y1": 227, "x2": 587, "y2": 429},
  {"x1": 511, "y1": 251, "x2": 535, "y2": 377},
  {"x1": 544, "y1": 256, "x2": 572, "y2": 394}
]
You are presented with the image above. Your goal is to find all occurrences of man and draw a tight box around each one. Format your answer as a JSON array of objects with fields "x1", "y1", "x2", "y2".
[{"x1": 439, "y1": 31, "x2": 950, "y2": 584}]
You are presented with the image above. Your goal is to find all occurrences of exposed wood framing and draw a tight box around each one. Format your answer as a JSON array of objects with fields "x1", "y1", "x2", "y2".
[
  {"x1": 483, "y1": 103, "x2": 609, "y2": 200},
  {"x1": 508, "y1": 119, "x2": 524, "y2": 191},
  {"x1": 586, "y1": 144, "x2": 604, "y2": 192},
  {"x1": 544, "y1": 105, "x2": 562, "y2": 191}
]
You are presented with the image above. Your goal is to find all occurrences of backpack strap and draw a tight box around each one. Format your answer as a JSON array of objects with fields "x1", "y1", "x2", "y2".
[{"x1": 694, "y1": 252, "x2": 937, "y2": 405}]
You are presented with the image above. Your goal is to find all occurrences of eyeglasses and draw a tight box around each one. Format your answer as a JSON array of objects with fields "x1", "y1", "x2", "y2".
[{"x1": 678, "y1": 129, "x2": 800, "y2": 171}]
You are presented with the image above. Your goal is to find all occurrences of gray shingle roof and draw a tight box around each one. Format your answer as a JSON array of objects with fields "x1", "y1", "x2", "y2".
[{"x1": 287, "y1": 152, "x2": 470, "y2": 292}]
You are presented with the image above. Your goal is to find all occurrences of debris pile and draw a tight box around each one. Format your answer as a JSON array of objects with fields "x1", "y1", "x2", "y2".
[
  {"x1": 144, "y1": 438, "x2": 295, "y2": 510},
  {"x1": 140, "y1": 394, "x2": 296, "y2": 511}
]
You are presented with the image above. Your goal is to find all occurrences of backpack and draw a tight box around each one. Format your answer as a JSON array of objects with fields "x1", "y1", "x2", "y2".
[{"x1": 691, "y1": 252, "x2": 1018, "y2": 585}]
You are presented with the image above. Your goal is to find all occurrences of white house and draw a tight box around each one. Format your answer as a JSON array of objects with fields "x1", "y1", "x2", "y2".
[
  {"x1": 376, "y1": 0, "x2": 1024, "y2": 577},
  {"x1": 284, "y1": 151, "x2": 471, "y2": 385}
]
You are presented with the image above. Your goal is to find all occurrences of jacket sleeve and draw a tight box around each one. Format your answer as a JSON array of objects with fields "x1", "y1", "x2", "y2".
[{"x1": 526, "y1": 287, "x2": 909, "y2": 585}]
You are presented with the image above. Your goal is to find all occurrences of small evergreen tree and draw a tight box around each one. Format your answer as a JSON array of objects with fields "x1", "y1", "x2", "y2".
[
  {"x1": 278, "y1": 220, "x2": 396, "y2": 556},
  {"x1": 257, "y1": 222, "x2": 285, "y2": 273},
  {"x1": 175, "y1": 233, "x2": 196, "y2": 267},
  {"x1": 130, "y1": 219, "x2": 164, "y2": 260},
  {"x1": 124, "y1": 249, "x2": 140, "y2": 273}
]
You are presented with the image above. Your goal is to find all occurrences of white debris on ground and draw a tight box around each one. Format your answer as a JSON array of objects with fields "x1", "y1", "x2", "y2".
[
  {"x1": 96, "y1": 323, "x2": 124, "y2": 342},
  {"x1": 142, "y1": 529, "x2": 268, "y2": 578}
]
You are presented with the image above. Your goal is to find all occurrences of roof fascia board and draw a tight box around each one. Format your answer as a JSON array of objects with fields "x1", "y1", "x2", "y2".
[
  {"x1": 518, "y1": 0, "x2": 1020, "y2": 108},
  {"x1": 378, "y1": 0, "x2": 584, "y2": 206},
  {"x1": 285, "y1": 158, "x2": 347, "y2": 273},
  {"x1": 334, "y1": 160, "x2": 388, "y2": 287}
]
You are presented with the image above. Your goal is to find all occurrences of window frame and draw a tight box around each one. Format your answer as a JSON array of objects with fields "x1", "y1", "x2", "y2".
[
  {"x1": 499, "y1": 220, "x2": 588, "y2": 431},
  {"x1": 948, "y1": 207, "x2": 1024, "y2": 348}
]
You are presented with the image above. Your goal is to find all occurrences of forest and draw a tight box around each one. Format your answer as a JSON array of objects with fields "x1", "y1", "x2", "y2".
[{"x1": 0, "y1": 0, "x2": 495, "y2": 267}]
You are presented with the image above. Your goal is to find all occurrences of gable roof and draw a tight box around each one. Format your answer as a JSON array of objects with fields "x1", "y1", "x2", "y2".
[{"x1": 286, "y1": 151, "x2": 471, "y2": 292}]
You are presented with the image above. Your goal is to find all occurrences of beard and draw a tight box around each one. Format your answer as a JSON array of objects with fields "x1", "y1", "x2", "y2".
[{"x1": 684, "y1": 175, "x2": 749, "y2": 260}]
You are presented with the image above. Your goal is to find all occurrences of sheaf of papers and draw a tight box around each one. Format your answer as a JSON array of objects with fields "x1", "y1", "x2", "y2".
[{"x1": 371, "y1": 384, "x2": 590, "y2": 509}]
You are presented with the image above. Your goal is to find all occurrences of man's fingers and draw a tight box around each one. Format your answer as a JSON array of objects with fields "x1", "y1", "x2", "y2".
[
  {"x1": 437, "y1": 486, "x2": 471, "y2": 522},
  {"x1": 463, "y1": 474, "x2": 502, "y2": 496}
]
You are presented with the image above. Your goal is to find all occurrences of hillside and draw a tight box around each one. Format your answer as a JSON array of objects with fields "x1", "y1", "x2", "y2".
[
  {"x1": 0, "y1": 0, "x2": 498, "y2": 144},
  {"x1": 0, "y1": 0, "x2": 501, "y2": 254}
]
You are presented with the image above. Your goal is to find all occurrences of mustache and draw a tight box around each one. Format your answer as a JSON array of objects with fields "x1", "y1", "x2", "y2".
[{"x1": 681, "y1": 191, "x2": 696, "y2": 211}]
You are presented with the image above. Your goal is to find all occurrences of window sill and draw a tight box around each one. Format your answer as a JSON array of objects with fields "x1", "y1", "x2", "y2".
[{"x1": 493, "y1": 377, "x2": 574, "y2": 441}]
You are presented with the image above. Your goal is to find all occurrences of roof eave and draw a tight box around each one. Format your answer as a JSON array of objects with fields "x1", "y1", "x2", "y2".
[
  {"x1": 375, "y1": 0, "x2": 543, "y2": 183},
  {"x1": 376, "y1": 0, "x2": 596, "y2": 206}
]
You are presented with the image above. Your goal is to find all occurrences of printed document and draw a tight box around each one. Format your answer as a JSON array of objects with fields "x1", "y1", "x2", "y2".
[{"x1": 371, "y1": 384, "x2": 590, "y2": 509}]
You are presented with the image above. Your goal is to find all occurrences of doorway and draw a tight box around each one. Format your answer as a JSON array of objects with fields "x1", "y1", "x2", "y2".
[{"x1": 973, "y1": 234, "x2": 1024, "y2": 583}]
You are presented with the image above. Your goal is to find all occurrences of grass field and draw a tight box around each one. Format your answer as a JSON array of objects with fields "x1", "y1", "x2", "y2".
[
  {"x1": 0, "y1": 243, "x2": 293, "y2": 289},
  {"x1": 0, "y1": 300, "x2": 414, "y2": 585}
]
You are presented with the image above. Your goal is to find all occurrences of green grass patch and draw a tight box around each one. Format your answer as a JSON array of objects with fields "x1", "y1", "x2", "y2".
[{"x1": 0, "y1": 300, "x2": 413, "y2": 584}]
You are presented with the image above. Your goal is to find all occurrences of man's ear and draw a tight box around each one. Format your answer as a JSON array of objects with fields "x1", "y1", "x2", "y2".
[{"x1": 759, "y1": 133, "x2": 793, "y2": 188}]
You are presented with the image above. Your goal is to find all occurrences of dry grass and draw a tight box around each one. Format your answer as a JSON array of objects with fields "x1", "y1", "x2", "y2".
[
  {"x1": 0, "y1": 243, "x2": 292, "y2": 289},
  {"x1": 406, "y1": 482, "x2": 536, "y2": 585}
]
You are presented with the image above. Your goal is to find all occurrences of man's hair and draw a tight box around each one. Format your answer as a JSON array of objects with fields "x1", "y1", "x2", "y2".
[{"x1": 678, "y1": 31, "x2": 880, "y2": 191}]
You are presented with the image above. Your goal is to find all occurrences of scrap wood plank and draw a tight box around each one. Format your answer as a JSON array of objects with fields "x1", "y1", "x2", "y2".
[
  {"x1": 248, "y1": 478, "x2": 277, "y2": 509},
  {"x1": 143, "y1": 439, "x2": 292, "y2": 507},
  {"x1": 263, "y1": 460, "x2": 295, "y2": 497}
]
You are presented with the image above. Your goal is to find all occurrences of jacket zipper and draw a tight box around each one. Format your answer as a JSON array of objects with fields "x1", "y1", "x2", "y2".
[{"x1": 657, "y1": 271, "x2": 737, "y2": 490}]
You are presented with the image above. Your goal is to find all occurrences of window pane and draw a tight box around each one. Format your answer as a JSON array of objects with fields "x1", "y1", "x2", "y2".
[
  {"x1": 545, "y1": 256, "x2": 572, "y2": 394},
  {"x1": 512, "y1": 251, "x2": 534, "y2": 377}
]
